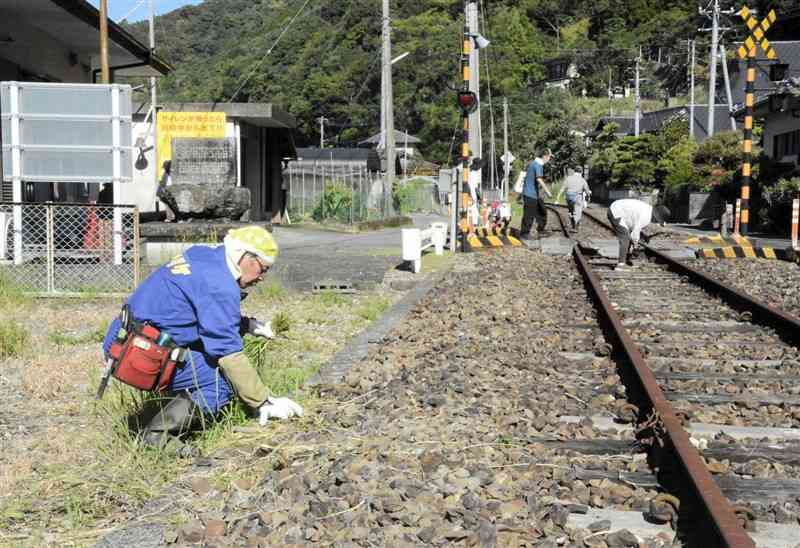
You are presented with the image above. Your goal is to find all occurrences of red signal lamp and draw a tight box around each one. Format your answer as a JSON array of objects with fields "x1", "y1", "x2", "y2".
[{"x1": 457, "y1": 91, "x2": 478, "y2": 114}]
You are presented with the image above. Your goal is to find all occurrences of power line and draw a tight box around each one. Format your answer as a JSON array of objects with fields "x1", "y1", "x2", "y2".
[{"x1": 228, "y1": 0, "x2": 314, "y2": 103}]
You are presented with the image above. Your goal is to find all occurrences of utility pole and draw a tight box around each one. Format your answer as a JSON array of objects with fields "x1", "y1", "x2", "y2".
[
  {"x1": 699, "y1": 0, "x2": 735, "y2": 138},
  {"x1": 634, "y1": 48, "x2": 641, "y2": 136},
  {"x1": 381, "y1": 0, "x2": 395, "y2": 199},
  {"x1": 467, "y1": 1, "x2": 482, "y2": 174},
  {"x1": 706, "y1": 0, "x2": 721, "y2": 137},
  {"x1": 99, "y1": 0, "x2": 110, "y2": 83},
  {"x1": 719, "y1": 43, "x2": 736, "y2": 130},
  {"x1": 503, "y1": 97, "x2": 509, "y2": 200},
  {"x1": 689, "y1": 40, "x2": 696, "y2": 140},
  {"x1": 149, "y1": 0, "x2": 157, "y2": 184},
  {"x1": 317, "y1": 116, "x2": 328, "y2": 148}
]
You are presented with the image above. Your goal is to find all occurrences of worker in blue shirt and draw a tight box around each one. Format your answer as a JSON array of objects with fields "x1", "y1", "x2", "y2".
[
  {"x1": 520, "y1": 149, "x2": 553, "y2": 240},
  {"x1": 102, "y1": 226, "x2": 302, "y2": 456}
]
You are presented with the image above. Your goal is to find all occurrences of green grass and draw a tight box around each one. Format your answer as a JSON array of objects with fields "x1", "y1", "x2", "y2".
[
  {"x1": 0, "y1": 321, "x2": 29, "y2": 358},
  {"x1": 257, "y1": 279, "x2": 286, "y2": 300},
  {"x1": 314, "y1": 290, "x2": 352, "y2": 307},
  {"x1": 0, "y1": 272, "x2": 30, "y2": 308},
  {"x1": 355, "y1": 296, "x2": 390, "y2": 321},
  {"x1": 48, "y1": 320, "x2": 109, "y2": 347}
]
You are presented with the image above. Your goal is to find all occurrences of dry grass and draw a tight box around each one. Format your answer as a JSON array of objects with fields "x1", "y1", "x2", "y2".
[{"x1": 0, "y1": 281, "x2": 403, "y2": 540}]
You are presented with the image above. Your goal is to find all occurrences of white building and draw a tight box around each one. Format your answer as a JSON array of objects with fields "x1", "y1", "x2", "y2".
[{"x1": 0, "y1": 0, "x2": 171, "y2": 202}]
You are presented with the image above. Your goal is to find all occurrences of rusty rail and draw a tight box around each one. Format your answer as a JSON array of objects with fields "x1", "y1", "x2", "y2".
[{"x1": 546, "y1": 204, "x2": 755, "y2": 547}]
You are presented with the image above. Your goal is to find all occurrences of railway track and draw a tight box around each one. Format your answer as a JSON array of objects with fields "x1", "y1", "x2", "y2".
[{"x1": 545, "y1": 204, "x2": 800, "y2": 547}]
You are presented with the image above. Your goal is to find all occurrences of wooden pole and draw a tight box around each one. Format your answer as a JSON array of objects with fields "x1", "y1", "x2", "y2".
[{"x1": 99, "y1": 0, "x2": 110, "y2": 83}]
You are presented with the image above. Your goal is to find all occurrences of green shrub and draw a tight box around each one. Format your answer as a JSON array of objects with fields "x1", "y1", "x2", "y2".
[
  {"x1": 312, "y1": 182, "x2": 364, "y2": 223},
  {"x1": 763, "y1": 176, "x2": 800, "y2": 234},
  {"x1": 393, "y1": 179, "x2": 437, "y2": 214},
  {"x1": 0, "y1": 321, "x2": 29, "y2": 358}
]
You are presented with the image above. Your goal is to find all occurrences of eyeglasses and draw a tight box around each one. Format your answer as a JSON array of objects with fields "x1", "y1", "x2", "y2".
[
  {"x1": 255, "y1": 258, "x2": 269, "y2": 275},
  {"x1": 247, "y1": 253, "x2": 269, "y2": 275}
]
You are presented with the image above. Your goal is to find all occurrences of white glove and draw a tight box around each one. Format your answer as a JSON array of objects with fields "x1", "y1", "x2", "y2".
[
  {"x1": 250, "y1": 319, "x2": 274, "y2": 339},
  {"x1": 259, "y1": 397, "x2": 303, "y2": 423}
]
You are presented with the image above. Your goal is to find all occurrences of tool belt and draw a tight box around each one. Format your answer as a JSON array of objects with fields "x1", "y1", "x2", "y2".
[{"x1": 107, "y1": 305, "x2": 186, "y2": 392}]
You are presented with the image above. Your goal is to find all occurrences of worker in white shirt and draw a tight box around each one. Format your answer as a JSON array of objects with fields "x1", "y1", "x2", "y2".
[{"x1": 606, "y1": 199, "x2": 670, "y2": 270}]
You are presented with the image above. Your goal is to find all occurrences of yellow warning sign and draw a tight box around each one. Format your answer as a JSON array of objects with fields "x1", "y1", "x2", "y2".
[
  {"x1": 738, "y1": 8, "x2": 777, "y2": 59},
  {"x1": 156, "y1": 112, "x2": 227, "y2": 178}
]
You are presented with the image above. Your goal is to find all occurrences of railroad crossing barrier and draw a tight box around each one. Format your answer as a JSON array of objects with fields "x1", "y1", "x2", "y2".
[
  {"x1": 402, "y1": 222, "x2": 446, "y2": 273},
  {"x1": 685, "y1": 235, "x2": 751, "y2": 246},
  {"x1": 695, "y1": 246, "x2": 794, "y2": 260},
  {"x1": 464, "y1": 227, "x2": 522, "y2": 251}
]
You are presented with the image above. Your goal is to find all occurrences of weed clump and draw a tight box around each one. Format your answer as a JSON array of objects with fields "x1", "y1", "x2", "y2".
[
  {"x1": 271, "y1": 311, "x2": 291, "y2": 335},
  {"x1": 0, "y1": 321, "x2": 29, "y2": 358}
]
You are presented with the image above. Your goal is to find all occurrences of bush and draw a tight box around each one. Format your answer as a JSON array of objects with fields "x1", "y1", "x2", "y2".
[
  {"x1": 393, "y1": 179, "x2": 438, "y2": 215},
  {"x1": 763, "y1": 176, "x2": 800, "y2": 234},
  {"x1": 312, "y1": 182, "x2": 364, "y2": 223}
]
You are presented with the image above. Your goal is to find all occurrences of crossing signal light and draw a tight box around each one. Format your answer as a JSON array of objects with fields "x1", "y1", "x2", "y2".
[
  {"x1": 770, "y1": 63, "x2": 789, "y2": 82},
  {"x1": 457, "y1": 91, "x2": 478, "y2": 114}
]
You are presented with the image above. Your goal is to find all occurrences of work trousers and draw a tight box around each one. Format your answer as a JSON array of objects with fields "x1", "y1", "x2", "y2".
[
  {"x1": 521, "y1": 195, "x2": 547, "y2": 235},
  {"x1": 607, "y1": 210, "x2": 631, "y2": 264},
  {"x1": 566, "y1": 192, "x2": 584, "y2": 228}
]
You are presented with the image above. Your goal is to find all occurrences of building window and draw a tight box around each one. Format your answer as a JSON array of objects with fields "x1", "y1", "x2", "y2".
[
  {"x1": 547, "y1": 62, "x2": 568, "y2": 81},
  {"x1": 773, "y1": 129, "x2": 800, "y2": 159}
]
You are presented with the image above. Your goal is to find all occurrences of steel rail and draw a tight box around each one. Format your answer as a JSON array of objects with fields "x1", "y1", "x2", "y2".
[
  {"x1": 546, "y1": 204, "x2": 755, "y2": 547},
  {"x1": 579, "y1": 206, "x2": 800, "y2": 348}
]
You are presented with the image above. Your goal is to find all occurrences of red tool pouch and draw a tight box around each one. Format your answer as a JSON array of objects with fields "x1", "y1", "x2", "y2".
[{"x1": 108, "y1": 325, "x2": 182, "y2": 392}]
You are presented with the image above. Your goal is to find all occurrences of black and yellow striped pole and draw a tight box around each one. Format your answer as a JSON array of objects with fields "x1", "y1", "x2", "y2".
[
  {"x1": 457, "y1": 3, "x2": 478, "y2": 252},
  {"x1": 738, "y1": 6, "x2": 777, "y2": 235}
]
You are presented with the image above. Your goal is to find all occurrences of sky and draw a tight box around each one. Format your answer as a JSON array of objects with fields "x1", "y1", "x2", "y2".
[{"x1": 88, "y1": 1, "x2": 204, "y2": 23}]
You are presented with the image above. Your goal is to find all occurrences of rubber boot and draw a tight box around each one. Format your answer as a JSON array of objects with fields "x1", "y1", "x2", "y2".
[{"x1": 141, "y1": 393, "x2": 201, "y2": 458}]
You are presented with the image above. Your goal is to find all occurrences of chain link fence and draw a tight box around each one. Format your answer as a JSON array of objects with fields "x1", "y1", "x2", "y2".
[
  {"x1": 0, "y1": 202, "x2": 139, "y2": 295},
  {"x1": 285, "y1": 164, "x2": 397, "y2": 225}
]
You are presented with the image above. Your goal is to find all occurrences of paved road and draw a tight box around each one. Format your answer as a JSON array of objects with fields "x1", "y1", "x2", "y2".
[{"x1": 269, "y1": 214, "x2": 447, "y2": 291}]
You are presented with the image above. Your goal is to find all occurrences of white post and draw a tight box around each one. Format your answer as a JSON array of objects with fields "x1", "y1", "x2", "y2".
[
  {"x1": 634, "y1": 48, "x2": 641, "y2": 136},
  {"x1": 792, "y1": 198, "x2": 799, "y2": 251},
  {"x1": 111, "y1": 85, "x2": 123, "y2": 265},
  {"x1": 503, "y1": 97, "x2": 509, "y2": 200},
  {"x1": 10, "y1": 82, "x2": 22, "y2": 265},
  {"x1": 235, "y1": 121, "x2": 242, "y2": 187}
]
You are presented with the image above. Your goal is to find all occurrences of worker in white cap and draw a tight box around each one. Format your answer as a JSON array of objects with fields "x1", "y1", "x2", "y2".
[{"x1": 101, "y1": 226, "x2": 302, "y2": 457}]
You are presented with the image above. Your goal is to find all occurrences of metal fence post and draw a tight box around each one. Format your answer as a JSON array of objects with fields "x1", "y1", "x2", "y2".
[
  {"x1": 46, "y1": 205, "x2": 54, "y2": 293},
  {"x1": 133, "y1": 206, "x2": 141, "y2": 287}
]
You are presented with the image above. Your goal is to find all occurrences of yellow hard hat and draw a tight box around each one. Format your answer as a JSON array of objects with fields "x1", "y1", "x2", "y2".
[{"x1": 224, "y1": 226, "x2": 278, "y2": 266}]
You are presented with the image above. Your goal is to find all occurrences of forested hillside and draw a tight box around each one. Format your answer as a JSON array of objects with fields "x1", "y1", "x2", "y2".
[{"x1": 126, "y1": 0, "x2": 798, "y2": 163}]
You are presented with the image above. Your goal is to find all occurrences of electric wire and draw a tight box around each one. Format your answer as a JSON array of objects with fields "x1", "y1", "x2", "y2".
[{"x1": 228, "y1": 0, "x2": 314, "y2": 103}]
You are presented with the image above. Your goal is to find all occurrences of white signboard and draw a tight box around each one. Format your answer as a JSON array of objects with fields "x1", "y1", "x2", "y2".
[{"x1": 1, "y1": 82, "x2": 132, "y2": 183}]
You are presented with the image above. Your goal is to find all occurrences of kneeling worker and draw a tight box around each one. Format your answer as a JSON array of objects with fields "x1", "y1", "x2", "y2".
[
  {"x1": 607, "y1": 199, "x2": 670, "y2": 270},
  {"x1": 100, "y1": 226, "x2": 302, "y2": 456}
]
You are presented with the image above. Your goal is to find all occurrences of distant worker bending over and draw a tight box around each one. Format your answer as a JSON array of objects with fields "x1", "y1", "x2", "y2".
[
  {"x1": 100, "y1": 226, "x2": 302, "y2": 457},
  {"x1": 607, "y1": 199, "x2": 670, "y2": 270},
  {"x1": 520, "y1": 149, "x2": 553, "y2": 240},
  {"x1": 563, "y1": 167, "x2": 591, "y2": 231}
]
